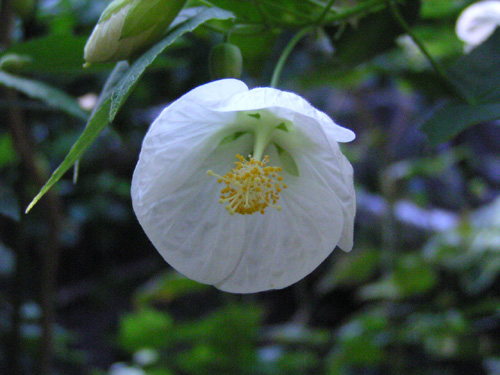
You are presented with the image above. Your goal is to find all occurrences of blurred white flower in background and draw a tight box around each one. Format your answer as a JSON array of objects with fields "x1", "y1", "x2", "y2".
[
  {"x1": 108, "y1": 363, "x2": 145, "y2": 375},
  {"x1": 456, "y1": 0, "x2": 500, "y2": 52},
  {"x1": 133, "y1": 348, "x2": 159, "y2": 367},
  {"x1": 131, "y1": 79, "x2": 356, "y2": 293}
]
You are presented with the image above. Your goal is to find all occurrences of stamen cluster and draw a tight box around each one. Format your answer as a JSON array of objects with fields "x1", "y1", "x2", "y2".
[{"x1": 207, "y1": 154, "x2": 287, "y2": 215}]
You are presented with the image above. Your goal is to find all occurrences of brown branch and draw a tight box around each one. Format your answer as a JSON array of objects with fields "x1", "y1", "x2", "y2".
[{"x1": 0, "y1": 2, "x2": 64, "y2": 375}]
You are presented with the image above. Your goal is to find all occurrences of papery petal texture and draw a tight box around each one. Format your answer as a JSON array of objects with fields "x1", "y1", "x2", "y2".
[
  {"x1": 456, "y1": 1, "x2": 500, "y2": 50},
  {"x1": 131, "y1": 79, "x2": 356, "y2": 293}
]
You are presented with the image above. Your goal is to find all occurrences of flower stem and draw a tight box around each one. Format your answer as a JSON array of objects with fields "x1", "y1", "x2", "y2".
[
  {"x1": 384, "y1": 0, "x2": 472, "y2": 104},
  {"x1": 315, "y1": 0, "x2": 337, "y2": 25},
  {"x1": 270, "y1": 27, "x2": 312, "y2": 88}
]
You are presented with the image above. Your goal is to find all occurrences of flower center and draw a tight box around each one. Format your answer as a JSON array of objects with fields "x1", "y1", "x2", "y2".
[{"x1": 207, "y1": 154, "x2": 287, "y2": 215}]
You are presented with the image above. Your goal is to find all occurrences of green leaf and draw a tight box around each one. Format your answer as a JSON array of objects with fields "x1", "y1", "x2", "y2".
[
  {"x1": 25, "y1": 62, "x2": 130, "y2": 213},
  {"x1": 109, "y1": 6, "x2": 235, "y2": 121},
  {"x1": 26, "y1": 7, "x2": 234, "y2": 212},
  {"x1": 0, "y1": 71, "x2": 88, "y2": 121},
  {"x1": 1, "y1": 34, "x2": 100, "y2": 73},
  {"x1": 336, "y1": 310, "x2": 389, "y2": 365},
  {"x1": 0, "y1": 54, "x2": 32, "y2": 73},
  {"x1": 0, "y1": 134, "x2": 19, "y2": 167},
  {"x1": 25, "y1": 100, "x2": 110, "y2": 213},
  {"x1": 174, "y1": 304, "x2": 261, "y2": 374},
  {"x1": 421, "y1": 0, "x2": 464, "y2": 19},
  {"x1": 118, "y1": 309, "x2": 174, "y2": 352},
  {"x1": 358, "y1": 276, "x2": 401, "y2": 300},
  {"x1": 206, "y1": 0, "x2": 325, "y2": 25},
  {"x1": 316, "y1": 248, "x2": 381, "y2": 293},
  {"x1": 360, "y1": 255, "x2": 438, "y2": 300},
  {"x1": 393, "y1": 255, "x2": 438, "y2": 295},
  {"x1": 134, "y1": 271, "x2": 210, "y2": 307},
  {"x1": 327, "y1": 0, "x2": 421, "y2": 68},
  {"x1": 421, "y1": 101, "x2": 500, "y2": 146},
  {"x1": 25, "y1": 8, "x2": 234, "y2": 213},
  {"x1": 274, "y1": 143, "x2": 299, "y2": 177},
  {"x1": 448, "y1": 29, "x2": 500, "y2": 103},
  {"x1": 94, "y1": 61, "x2": 131, "y2": 112}
]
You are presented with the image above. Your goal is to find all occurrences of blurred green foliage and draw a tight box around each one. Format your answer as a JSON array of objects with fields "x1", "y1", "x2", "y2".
[{"x1": 2, "y1": 0, "x2": 500, "y2": 375}]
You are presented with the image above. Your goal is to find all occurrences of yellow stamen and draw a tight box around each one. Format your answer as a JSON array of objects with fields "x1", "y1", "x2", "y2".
[{"x1": 207, "y1": 154, "x2": 286, "y2": 215}]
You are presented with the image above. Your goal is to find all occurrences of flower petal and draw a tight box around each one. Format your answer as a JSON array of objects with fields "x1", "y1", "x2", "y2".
[
  {"x1": 133, "y1": 134, "x2": 253, "y2": 284},
  {"x1": 456, "y1": 1, "x2": 500, "y2": 47},
  {"x1": 132, "y1": 79, "x2": 249, "y2": 206},
  {"x1": 278, "y1": 111, "x2": 356, "y2": 253},
  {"x1": 132, "y1": 79, "x2": 356, "y2": 293},
  {"x1": 132, "y1": 80, "x2": 251, "y2": 283},
  {"x1": 213, "y1": 86, "x2": 355, "y2": 143},
  {"x1": 214, "y1": 146, "x2": 345, "y2": 293}
]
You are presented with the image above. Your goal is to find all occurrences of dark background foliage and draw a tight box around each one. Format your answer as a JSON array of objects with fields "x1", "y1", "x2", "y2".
[{"x1": 2, "y1": 0, "x2": 500, "y2": 374}]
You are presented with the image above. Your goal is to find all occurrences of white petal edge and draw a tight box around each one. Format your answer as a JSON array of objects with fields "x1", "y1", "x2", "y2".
[
  {"x1": 132, "y1": 79, "x2": 355, "y2": 293},
  {"x1": 212, "y1": 86, "x2": 355, "y2": 143},
  {"x1": 456, "y1": 1, "x2": 500, "y2": 46}
]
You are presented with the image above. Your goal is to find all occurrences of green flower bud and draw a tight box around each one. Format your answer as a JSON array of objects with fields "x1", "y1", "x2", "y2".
[
  {"x1": 0, "y1": 54, "x2": 32, "y2": 73},
  {"x1": 84, "y1": 0, "x2": 187, "y2": 64},
  {"x1": 209, "y1": 43, "x2": 243, "y2": 80}
]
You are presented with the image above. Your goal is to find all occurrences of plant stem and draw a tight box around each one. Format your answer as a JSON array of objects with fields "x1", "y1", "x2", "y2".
[
  {"x1": 0, "y1": 2, "x2": 63, "y2": 375},
  {"x1": 270, "y1": 27, "x2": 312, "y2": 88},
  {"x1": 316, "y1": 0, "x2": 337, "y2": 25},
  {"x1": 318, "y1": 0, "x2": 386, "y2": 24},
  {"x1": 384, "y1": 0, "x2": 472, "y2": 103}
]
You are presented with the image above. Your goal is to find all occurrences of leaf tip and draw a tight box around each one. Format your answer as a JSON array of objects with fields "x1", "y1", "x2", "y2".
[
  {"x1": 25, "y1": 189, "x2": 47, "y2": 214},
  {"x1": 25, "y1": 198, "x2": 37, "y2": 214}
]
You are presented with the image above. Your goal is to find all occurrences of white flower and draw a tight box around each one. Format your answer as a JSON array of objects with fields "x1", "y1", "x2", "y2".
[
  {"x1": 456, "y1": 1, "x2": 500, "y2": 52},
  {"x1": 133, "y1": 348, "x2": 159, "y2": 367},
  {"x1": 131, "y1": 79, "x2": 356, "y2": 293},
  {"x1": 108, "y1": 363, "x2": 145, "y2": 375}
]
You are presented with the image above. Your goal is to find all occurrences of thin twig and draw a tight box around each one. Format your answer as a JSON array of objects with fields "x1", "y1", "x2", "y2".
[
  {"x1": 316, "y1": 0, "x2": 337, "y2": 25},
  {"x1": 384, "y1": 0, "x2": 472, "y2": 103}
]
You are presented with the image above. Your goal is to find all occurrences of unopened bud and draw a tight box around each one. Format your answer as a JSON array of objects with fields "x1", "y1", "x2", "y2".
[
  {"x1": 209, "y1": 43, "x2": 243, "y2": 80},
  {"x1": 84, "y1": 0, "x2": 187, "y2": 64}
]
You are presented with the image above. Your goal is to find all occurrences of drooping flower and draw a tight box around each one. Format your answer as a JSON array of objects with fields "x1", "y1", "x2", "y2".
[
  {"x1": 131, "y1": 79, "x2": 356, "y2": 293},
  {"x1": 84, "y1": 0, "x2": 187, "y2": 64},
  {"x1": 456, "y1": 1, "x2": 500, "y2": 52}
]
